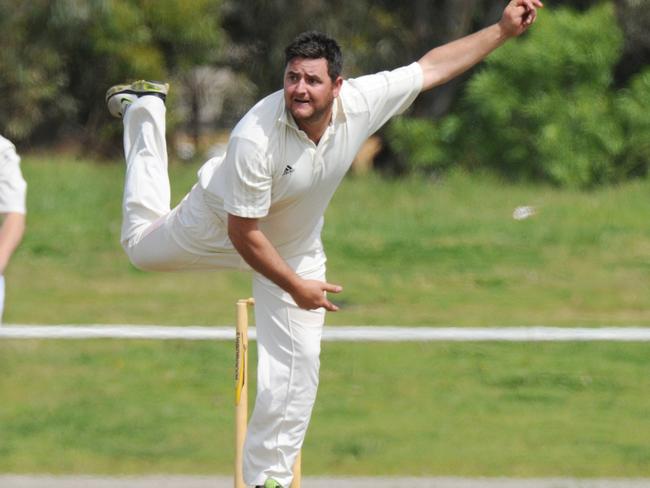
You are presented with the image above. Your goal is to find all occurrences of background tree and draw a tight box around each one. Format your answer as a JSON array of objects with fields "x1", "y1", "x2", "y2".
[
  {"x1": 0, "y1": 0, "x2": 72, "y2": 141},
  {"x1": 387, "y1": 3, "x2": 650, "y2": 187},
  {"x1": 1, "y1": 0, "x2": 648, "y2": 186},
  {"x1": 221, "y1": 0, "x2": 500, "y2": 118},
  {"x1": 0, "y1": 0, "x2": 222, "y2": 154},
  {"x1": 614, "y1": 0, "x2": 650, "y2": 85}
]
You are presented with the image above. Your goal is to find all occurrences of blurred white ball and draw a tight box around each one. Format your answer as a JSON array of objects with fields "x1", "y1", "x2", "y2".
[{"x1": 512, "y1": 206, "x2": 536, "y2": 220}]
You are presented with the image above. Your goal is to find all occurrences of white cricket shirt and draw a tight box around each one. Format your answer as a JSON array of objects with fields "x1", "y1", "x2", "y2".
[
  {"x1": 0, "y1": 136, "x2": 27, "y2": 215},
  {"x1": 172, "y1": 62, "x2": 423, "y2": 266}
]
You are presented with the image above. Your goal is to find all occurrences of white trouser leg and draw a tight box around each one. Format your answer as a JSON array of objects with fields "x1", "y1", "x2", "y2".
[
  {"x1": 243, "y1": 265, "x2": 326, "y2": 487},
  {"x1": 121, "y1": 96, "x2": 170, "y2": 250},
  {"x1": 118, "y1": 96, "x2": 243, "y2": 272}
]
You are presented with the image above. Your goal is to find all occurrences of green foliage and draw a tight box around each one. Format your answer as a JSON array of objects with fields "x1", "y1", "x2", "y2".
[
  {"x1": 388, "y1": 3, "x2": 649, "y2": 187},
  {"x1": 532, "y1": 87, "x2": 625, "y2": 186},
  {"x1": 0, "y1": 0, "x2": 222, "y2": 146},
  {"x1": 465, "y1": 3, "x2": 624, "y2": 187},
  {"x1": 0, "y1": 1, "x2": 72, "y2": 139},
  {"x1": 616, "y1": 67, "x2": 650, "y2": 177},
  {"x1": 385, "y1": 116, "x2": 460, "y2": 173},
  {"x1": 140, "y1": 0, "x2": 221, "y2": 70}
]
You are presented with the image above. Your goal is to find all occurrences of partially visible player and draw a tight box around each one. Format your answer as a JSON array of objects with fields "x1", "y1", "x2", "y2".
[{"x1": 0, "y1": 135, "x2": 27, "y2": 323}]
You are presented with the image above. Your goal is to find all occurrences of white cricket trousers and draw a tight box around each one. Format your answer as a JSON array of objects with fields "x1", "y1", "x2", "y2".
[{"x1": 121, "y1": 96, "x2": 325, "y2": 487}]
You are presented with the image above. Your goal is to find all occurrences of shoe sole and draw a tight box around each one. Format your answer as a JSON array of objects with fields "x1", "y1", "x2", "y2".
[{"x1": 105, "y1": 80, "x2": 169, "y2": 103}]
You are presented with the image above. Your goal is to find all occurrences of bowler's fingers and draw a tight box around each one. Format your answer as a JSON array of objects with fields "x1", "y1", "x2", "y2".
[
  {"x1": 322, "y1": 300, "x2": 339, "y2": 312},
  {"x1": 509, "y1": 5, "x2": 536, "y2": 30},
  {"x1": 521, "y1": 0, "x2": 543, "y2": 24},
  {"x1": 524, "y1": 8, "x2": 537, "y2": 26},
  {"x1": 510, "y1": 0, "x2": 542, "y2": 17},
  {"x1": 321, "y1": 282, "x2": 343, "y2": 312},
  {"x1": 516, "y1": 0, "x2": 543, "y2": 11},
  {"x1": 507, "y1": 3, "x2": 528, "y2": 25},
  {"x1": 322, "y1": 282, "x2": 343, "y2": 295}
]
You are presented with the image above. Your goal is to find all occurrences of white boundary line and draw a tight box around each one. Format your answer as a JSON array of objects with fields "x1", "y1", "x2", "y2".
[{"x1": 1, "y1": 325, "x2": 650, "y2": 341}]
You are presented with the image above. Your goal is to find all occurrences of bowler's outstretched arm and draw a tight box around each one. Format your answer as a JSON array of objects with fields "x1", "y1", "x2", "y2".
[{"x1": 418, "y1": 0, "x2": 543, "y2": 91}]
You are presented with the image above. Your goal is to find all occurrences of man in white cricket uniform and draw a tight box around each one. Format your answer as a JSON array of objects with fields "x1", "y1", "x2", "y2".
[
  {"x1": 0, "y1": 135, "x2": 27, "y2": 323},
  {"x1": 106, "y1": 2, "x2": 541, "y2": 485}
]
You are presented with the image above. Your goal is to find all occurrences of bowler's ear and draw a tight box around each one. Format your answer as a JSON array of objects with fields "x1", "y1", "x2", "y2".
[{"x1": 332, "y1": 76, "x2": 343, "y2": 98}]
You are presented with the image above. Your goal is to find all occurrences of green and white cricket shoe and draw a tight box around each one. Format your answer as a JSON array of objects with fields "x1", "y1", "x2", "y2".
[
  {"x1": 255, "y1": 479, "x2": 283, "y2": 488},
  {"x1": 105, "y1": 80, "x2": 169, "y2": 118}
]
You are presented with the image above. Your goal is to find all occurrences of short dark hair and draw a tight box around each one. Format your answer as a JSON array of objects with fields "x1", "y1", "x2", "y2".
[{"x1": 284, "y1": 31, "x2": 343, "y2": 81}]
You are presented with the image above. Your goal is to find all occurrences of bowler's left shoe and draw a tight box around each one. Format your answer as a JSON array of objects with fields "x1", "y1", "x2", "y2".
[{"x1": 105, "y1": 80, "x2": 169, "y2": 118}]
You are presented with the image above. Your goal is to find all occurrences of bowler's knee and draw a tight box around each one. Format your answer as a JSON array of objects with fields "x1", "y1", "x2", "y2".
[{"x1": 124, "y1": 243, "x2": 165, "y2": 272}]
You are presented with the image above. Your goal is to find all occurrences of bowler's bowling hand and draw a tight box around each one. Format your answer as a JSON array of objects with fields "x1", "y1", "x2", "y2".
[
  {"x1": 500, "y1": 0, "x2": 544, "y2": 37},
  {"x1": 291, "y1": 279, "x2": 343, "y2": 311}
]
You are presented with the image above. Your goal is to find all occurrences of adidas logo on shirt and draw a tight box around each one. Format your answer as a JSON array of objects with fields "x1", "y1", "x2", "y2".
[{"x1": 282, "y1": 165, "x2": 294, "y2": 176}]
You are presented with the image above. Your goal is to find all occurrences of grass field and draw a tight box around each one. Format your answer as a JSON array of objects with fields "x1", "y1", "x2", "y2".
[
  {"x1": 7, "y1": 156, "x2": 650, "y2": 326},
  {"x1": 2, "y1": 156, "x2": 650, "y2": 476},
  {"x1": 1, "y1": 340, "x2": 649, "y2": 476}
]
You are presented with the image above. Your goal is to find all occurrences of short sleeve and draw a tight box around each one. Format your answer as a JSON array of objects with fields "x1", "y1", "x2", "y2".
[
  {"x1": 222, "y1": 137, "x2": 272, "y2": 218},
  {"x1": 0, "y1": 140, "x2": 27, "y2": 215},
  {"x1": 346, "y1": 62, "x2": 423, "y2": 135}
]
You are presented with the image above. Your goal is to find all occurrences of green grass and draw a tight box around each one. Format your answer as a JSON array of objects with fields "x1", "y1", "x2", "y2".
[
  {"x1": 2, "y1": 156, "x2": 650, "y2": 476},
  {"x1": 0, "y1": 340, "x2": 648, "y2": 476},
  {"x1": 324, "y1": 171, "x2": 650, "y2": 326},
  {"x1": 9, "y1": 156, "x2": 250, "y2": 325},
  {"x1": 7, "y1": 156, "x2": 650, "y2": 326}
]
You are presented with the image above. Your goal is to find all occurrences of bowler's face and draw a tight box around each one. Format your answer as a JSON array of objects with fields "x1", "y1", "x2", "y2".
[{"x1": 283, "y1": 57, "x2": 342, "y2": 127}]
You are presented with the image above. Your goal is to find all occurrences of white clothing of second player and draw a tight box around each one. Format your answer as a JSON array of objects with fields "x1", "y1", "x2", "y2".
[
  {"x1": 0, "y1": 136, "x2": 27, "y2": 323},
  {"x1": 119, "y1": 62, "x2": 422, "y2": 486},
  {"x1": 0, "y1": 136, "x2": 27, "y2": 216}
]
